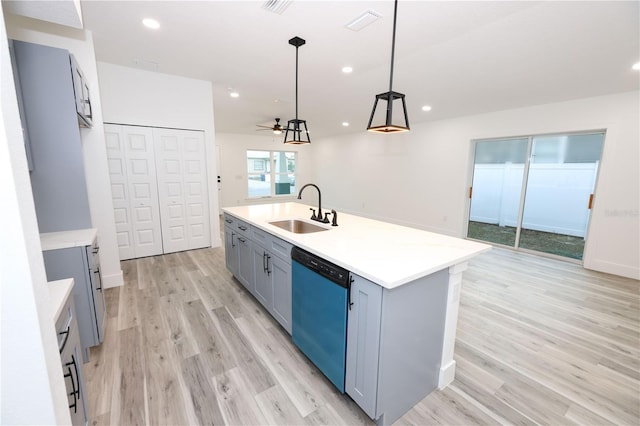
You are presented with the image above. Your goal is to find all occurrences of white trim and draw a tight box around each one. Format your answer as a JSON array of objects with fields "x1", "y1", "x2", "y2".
[{"x1": 102, "y1": 270, "x2": 123, "y2": 288}]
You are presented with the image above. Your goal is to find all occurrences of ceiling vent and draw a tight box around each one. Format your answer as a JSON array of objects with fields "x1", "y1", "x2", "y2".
[
  {"x1": 262, "y1": 0, "x2": 292, "y2": 15},
  {"x1": 345, "y1": 9, "x2": 382, "y2": 31}
]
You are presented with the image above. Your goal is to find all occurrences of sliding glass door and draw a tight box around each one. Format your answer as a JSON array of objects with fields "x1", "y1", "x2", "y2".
[
  {"x1": 467, "y1": 138, "x2": 528, "y2": 247},
  {"x1": 467, "y1": 132, "x2": 605, "y2": 260}
]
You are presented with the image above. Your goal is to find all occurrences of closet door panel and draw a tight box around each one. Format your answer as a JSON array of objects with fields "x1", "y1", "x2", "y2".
[
  {"x1": 154, "y1": 128, "x2": 210, "y2": 254},
  {"x1": 105, "y1": 124, "x2": 163, "y2": 259},
  {"x1": 105, "y1": 125, "x2": 135, "y2": 260},
  {"x1": 123, "y1": 126, "x2": 163, "y2": 258}
]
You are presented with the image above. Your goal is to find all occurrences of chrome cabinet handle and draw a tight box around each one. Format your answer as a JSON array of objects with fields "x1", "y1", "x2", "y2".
[{"x1": 231, "y1": 233, "x2": 236, "y2": 248}]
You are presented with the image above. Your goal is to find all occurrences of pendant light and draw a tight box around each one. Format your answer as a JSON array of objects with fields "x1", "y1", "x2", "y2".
[
  {"x1": 367, "y1": 0, "x2": 410, "y2": 133},
  {"x1": 284, "y1": 36, "x2": 311, "y2": 145}
]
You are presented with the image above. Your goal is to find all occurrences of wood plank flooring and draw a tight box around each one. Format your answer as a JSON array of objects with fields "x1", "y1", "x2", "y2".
[{"x1": 84, "y1": 242, "x2": 639, "y2": 425}]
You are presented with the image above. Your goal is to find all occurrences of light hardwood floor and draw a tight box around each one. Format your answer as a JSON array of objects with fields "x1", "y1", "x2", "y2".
[{"x1": 84, "y1": 243, "x2": 640, "y2": 425}]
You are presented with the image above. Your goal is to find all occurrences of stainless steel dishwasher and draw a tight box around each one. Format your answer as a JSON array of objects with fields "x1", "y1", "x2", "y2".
[{"x1": 291, "y1": 246, "x2": 350, "y2": 393}]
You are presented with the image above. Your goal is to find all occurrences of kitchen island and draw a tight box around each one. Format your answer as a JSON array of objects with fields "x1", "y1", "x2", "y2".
[{"x1": 222, "y1": 202, "x2": 490, "y2": 425}]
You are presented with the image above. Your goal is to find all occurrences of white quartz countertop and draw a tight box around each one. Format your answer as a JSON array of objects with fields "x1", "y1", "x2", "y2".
[
  {"x1": 40, "y1": 228, "x2": 97, "y2": 251},
  {"x1": 222, "y1": 202, "x2": 491, "y2": 289},
  {"x1": 49, "y1": 278, "x2": 74, "y2": 321}
]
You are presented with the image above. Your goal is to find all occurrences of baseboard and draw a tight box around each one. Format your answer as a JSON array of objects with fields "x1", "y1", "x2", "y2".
[
  {"x1": 585, "y1": 259, "x2": 640, "y2": 280},
  {"x1": 102, "y1": 270, "x2": 123, "y2": 288},
  {"x1": 438, "y1": 360, "x2": 456, "y2": 389}
]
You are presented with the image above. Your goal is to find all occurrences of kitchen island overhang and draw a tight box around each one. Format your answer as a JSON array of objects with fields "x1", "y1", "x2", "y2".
[{"x1": 222, "y1": 202, "x2": 491, "y2": 425}]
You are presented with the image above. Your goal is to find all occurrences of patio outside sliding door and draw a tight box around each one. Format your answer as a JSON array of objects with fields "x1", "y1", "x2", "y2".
[
  {"x1": 467, "y1": 132, "x2": 605, "y2": 260},
  {"x1": 467, "y1": 138, "x2": 528, "y2": 247},
  {"x1": 519, "y1": 133, "x2": 604, "y2": 259}
]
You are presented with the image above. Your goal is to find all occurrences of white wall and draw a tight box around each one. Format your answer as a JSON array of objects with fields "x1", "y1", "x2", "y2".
[
  {"x1": 216, "y1": 132, "x2": 314, "y2": 209},
  {"x1": 311, "y1": 91, "x2": 640, "y2": 280},
  {"x1": 6, "y1": 14, "x2": 123, "y2": 288},
  {"x1": 97, "y1": 62, "x2": 221, "y2": 247},
  {"x1": 0, "y1": 6, "x2": 70, "y2": 424}
]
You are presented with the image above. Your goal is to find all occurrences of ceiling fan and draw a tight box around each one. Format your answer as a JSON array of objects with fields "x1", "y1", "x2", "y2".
[{"x1": 256, "y1": 118, "x2": 285, "y2": 135}]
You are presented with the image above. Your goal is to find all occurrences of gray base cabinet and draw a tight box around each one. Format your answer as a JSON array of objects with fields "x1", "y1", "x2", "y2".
[
  {"x1": 43, "y1": 240, "x2": 105, "y2": 363},
  {"x1": 224, "y1": 213, "x2": 292, "y2": 334},
  {"x1": 346, "y1": 269, "x2": 449, "y2": 426},
  {"x1": 224, "y1": 215, "x2": 252, "y2": 292},
  {"x1": 56, "y1": 285, "x2": 89, "y2": 425}
]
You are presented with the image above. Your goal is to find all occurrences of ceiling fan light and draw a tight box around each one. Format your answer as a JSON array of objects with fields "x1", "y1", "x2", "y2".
[{"x1": 273, "y1": 129, "x2": 282, "y2": 135}]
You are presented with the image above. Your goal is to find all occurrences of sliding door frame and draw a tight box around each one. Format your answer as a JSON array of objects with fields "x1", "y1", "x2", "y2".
[{"x1": 465, "y1": 129, "x2": 606, "y2": 265}]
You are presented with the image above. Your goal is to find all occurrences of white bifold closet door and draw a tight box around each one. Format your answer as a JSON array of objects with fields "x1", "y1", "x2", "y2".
[
  {"x1": 153, "y1": 127, "x2": 210, "y2": 254},
  {"x1": 105, "y1": 124, "x2": 163, "y2": 260},
  {"x1": 105, "y1": 124, "x2": 210, "y2": 259}
]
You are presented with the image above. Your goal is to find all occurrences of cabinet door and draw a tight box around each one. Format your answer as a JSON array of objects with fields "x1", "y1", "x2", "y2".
[
  {"x1": 236, "y1": 235, "x2": 253, "y2": 293},
  {"x1": 224, "y1": 226, "x2": 238, "y2": 277},
  {"x1": 252, "y1": 244, "x2": 272, "y2": 310},
  {"x1": 345, "y1": 274, "x2": 383, "y2": 419},
  {"x1": 43, "y1": 246, "x2": 97, "y2": 362},
  {"x1": 271, "y1": 254, "x2": 292, "y2": 334},
  {"x1": 86, "y1": 244, "x2": 105, "y2": 344}
]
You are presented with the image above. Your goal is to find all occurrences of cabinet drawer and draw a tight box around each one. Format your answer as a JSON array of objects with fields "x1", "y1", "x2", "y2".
[
  {"x1": 236, "y1": 218, "x2": 251, "y2": 237},
  {"x1": 55, "y1": 297, "x2": 74, "y2": 352},
  {"x1": 251, "y1": 226, "x2": 270, "y2": 247},
  {"x1": 223, "y1": 213, "x2": 236, "y2": 227},
  {"x1": 270, "y1": 236, "x2": 292, "y2": 262}
]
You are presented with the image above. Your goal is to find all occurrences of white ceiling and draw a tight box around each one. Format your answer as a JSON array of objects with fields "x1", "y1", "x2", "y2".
[{"x1": 79, "y1": 0, "x2": 639, "y2": 137}]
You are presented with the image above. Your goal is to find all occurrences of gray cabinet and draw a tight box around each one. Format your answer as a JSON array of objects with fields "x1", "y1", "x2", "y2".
[
  {"x1": 224, "y1": 214, "x2": 252, "y2": 293},
  {"x1": 43, "y1": 237, "x2": 105, "y2": 363},
  {"x1": 345, "y1": 274, "x2": 382, "y2": 418},
  {"x1": 56, "y1": 285, "x2": 88, "y2": 425},
  {"x1": 224, "y1": 224, "x2": 239, "y2": 278},
  {"x1": 223, "y1": 213, "x2": 292, "y2": 334},
  {"x1": 345, "y1": 269, "x2": 449, "y2": 426},
  {"x1": 10, "y1": 40, "x2": 92, "y2": 233},
  {"x1": 251, "y1": 226, "x2": 292, "y2": 334}
]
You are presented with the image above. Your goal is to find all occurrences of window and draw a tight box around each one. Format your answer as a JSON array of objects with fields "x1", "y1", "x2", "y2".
[{"x1": 247, "y1": 150, "x2": 297, "y2": 197}]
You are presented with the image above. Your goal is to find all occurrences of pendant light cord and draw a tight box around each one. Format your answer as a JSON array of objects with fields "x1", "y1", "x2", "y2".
[
  {"x1": 389, "y1": 0, "x2": 398, "y2": 93},
  {"x1": 295, "y1": 45, "x2": 299, "y2": 127}
]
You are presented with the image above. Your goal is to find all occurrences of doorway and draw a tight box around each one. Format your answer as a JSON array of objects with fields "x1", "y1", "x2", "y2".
[{"x1": 467, "y1": 132, "x2": 605, "y2": 260}]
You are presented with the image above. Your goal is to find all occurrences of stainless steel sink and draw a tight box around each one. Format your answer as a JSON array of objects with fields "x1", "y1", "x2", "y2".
[{"x1": 269, "y1": 219, "x2": 329, "y2": 234}]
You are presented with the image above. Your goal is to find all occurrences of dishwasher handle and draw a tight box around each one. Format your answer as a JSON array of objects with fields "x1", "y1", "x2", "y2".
[{"x1": 347, "y1": 275, "x2": 354, "y2": 310}]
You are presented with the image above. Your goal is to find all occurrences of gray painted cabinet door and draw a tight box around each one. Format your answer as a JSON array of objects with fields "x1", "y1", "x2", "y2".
[
  {"x1": 236, "y1": 235, "x2": 253, "y2": 292},
  {"x1": 224, "y1": 226, "x2": 239, "y2": 277},
  {"x1": 345, "y1": 274, "x2": 383, "y2": 419},
  {"x1": 271, "y1": 254, "x2": 292, "y2": 334}
]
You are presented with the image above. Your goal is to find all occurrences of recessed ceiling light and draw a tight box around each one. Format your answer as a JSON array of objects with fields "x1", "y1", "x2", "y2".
[
  {"x1": 342, "y1": 66, "x2": 353, "y2": 74},
  {"x1": 230, "y1": 92, "x2": 239, "y2": 98},
  {"x1": 632, "y1": 62, "x2": 640, "y2": 71},
  {"x1": 421, "y1": 105, "x2": 432, "y2": 112},
  {"x1": 142, "y1": 18, "x2": 160, "y2": 29},
  {"x1": 342, "y1": 122, "x2": 350, "y2": 127}
]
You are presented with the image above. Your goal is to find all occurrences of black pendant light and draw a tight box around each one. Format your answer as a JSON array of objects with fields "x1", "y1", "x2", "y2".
[
  {"x1": 367, "y1": 0, "x2": 410, "y2": 133},
  {"x1": 284, "y1": 36, "x2": 311, "y2": 145}
]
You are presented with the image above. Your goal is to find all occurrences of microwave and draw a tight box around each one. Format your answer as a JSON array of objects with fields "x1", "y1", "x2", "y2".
[{"x1": 69, "y1": 54, "x2": 93, "y2": 127}]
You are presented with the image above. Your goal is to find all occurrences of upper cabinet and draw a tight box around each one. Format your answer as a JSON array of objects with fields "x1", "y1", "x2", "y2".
[
  {"x1": 70, "y1": 54, "x2": 93, "y2": 127},
  {"x1": 9, "y1": 39, "x2": 93, "y2": 233}
]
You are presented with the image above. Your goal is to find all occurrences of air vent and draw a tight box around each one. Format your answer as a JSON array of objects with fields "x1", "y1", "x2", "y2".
[
  {"x1": 262, "y1": 0, "x2": 292, "y2": 14},
  {"x1": 345, "y1": 9, "x2": 382, "y2": 31}
]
